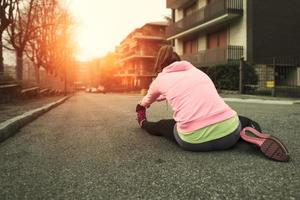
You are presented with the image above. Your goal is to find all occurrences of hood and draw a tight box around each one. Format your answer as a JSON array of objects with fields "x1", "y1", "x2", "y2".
[{"x1": 161, "y1": 61, "x2": 194, "y2": 73}]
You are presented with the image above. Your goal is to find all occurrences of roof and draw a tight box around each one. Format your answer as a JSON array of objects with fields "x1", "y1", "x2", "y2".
[
  {"x1": 118, "y1": 21, "x2": 168, "y2": 46},
  {"x1": 144, "y1": 21, "x2": 168, "y2": 27}
]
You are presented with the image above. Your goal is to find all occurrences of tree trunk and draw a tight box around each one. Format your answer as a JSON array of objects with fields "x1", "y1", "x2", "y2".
[
  {"x1": 35, "y1": 65, "x2": 40, "y2": 85},
  {"x1": 16, "y1": 50, "x2": 23, "y2": 81},
  {"x1": 0, "y1": 33, "x2": 4, "y2": 74},
  {"x1": 64, "y1": 68, "x2": 67, "y2": 96}
]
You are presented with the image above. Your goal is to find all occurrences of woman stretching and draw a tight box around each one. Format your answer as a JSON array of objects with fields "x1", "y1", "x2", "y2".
[{"x1": 136, "y1": 45, "x2": 289, "y2": 162}]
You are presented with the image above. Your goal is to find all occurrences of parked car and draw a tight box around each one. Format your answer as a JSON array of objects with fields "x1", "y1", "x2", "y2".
[
  {"x1": 85, "y1": 86, "x2": 106, "y2": 94},
  {"x1": 85, "y1": 87, "x2": 92, "y2": 92},
  {"x1": 91, "y1": 87, "x2": 98, "y2": 93},
  {"x1": 97, "y1": 85, "x2": 106, "y2": 93}
]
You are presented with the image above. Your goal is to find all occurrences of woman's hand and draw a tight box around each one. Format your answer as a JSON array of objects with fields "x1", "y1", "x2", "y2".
[{"x1": 136, "y1": 104, "x2": 146, "y2": 112}]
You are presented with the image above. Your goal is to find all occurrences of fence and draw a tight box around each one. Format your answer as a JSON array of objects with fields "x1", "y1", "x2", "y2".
[
  {"x1": 0, "y1": 62, "x2": 74, "y2": 96},
  {"x1": 243, "y1": 56, "x2": 300, "y2": 98},
  {"x1": 198, "y1": 56, "x2": 300, "y2": 98},
  {"x1": 182, "y1": 45, "x2": 243, "y2": 67}
]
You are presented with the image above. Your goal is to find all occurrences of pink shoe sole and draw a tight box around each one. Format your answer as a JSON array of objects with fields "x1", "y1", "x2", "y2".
[{"x1": 240, "y1": 127, "x2": 289, "y2": 162}]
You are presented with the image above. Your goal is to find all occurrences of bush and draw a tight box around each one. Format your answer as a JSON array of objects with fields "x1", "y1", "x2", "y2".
[{"x1": 201, "y1": 63, "x2": 258, "y2": 90}]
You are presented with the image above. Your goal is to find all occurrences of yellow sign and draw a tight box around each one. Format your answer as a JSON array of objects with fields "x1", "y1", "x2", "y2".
[{"x1": 266, "y1": 81, "x2": 275, "y2": 88}]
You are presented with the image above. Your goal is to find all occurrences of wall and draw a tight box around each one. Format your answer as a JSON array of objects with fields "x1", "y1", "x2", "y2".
[
  {"x1": 229, "y1": 1, "x2": 247, "y2": 59},
  {"x1": 175, "y1": 0, "x2": 207, "y2": 22},
  {"x1": 22, "y1": 60, "x2": 36, "y2": 86},
  {"x1": 175, "y1": 9, "x2": 184, "y2": 22},
  {"x1": 39, "y1": 69, "x2": 68, "y2": 91},
  {"x1": 297, "y1": 67, "x2": 300, "y2": 86},
  {"x1": 197, "y1": 0, "x2": 207, "y2": 9},
  {"x1": 4, "y1": 65, "x2": 16, "y2": 79},
  {"x1": 247, "y1": 0, "x2": 300, "y2": 63},
  {"x1": 175, "y1": 38, "x2": 183, "y2": 55},
  {"x1": 197, "y1": 34, "x2": 206, "y2": 51}
]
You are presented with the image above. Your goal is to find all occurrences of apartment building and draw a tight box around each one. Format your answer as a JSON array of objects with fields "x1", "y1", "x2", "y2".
[
  {"x1": 166, "y1": 0, "x2": 300, "y2": 93},
  {"x1": 116, "y1": 22, "x2": 168, "y2": 91}
]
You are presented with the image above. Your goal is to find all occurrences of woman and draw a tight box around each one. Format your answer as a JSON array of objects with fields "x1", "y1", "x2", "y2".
[{"x1": 136, "y1": 45, "x2": 289, "y2": 162}]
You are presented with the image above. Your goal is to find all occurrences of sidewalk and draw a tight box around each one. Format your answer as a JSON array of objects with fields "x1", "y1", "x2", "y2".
[
  {"x1": 126, "y1": 91, "x2": 300, "y2": 105},
  {"x1": 0, "y1": 96, "x2": 65, "y2": 123},
  {"x1": 220, "y1": 93, "x2": 300, "y2": 105},
  {"x1": 0, "y1": 95, "x2": 70, "y2": 142}
]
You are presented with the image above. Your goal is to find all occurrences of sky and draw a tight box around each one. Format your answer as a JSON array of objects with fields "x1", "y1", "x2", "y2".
[{"x1": 66, "y1": 0, "x2": 170, "y2": 61}]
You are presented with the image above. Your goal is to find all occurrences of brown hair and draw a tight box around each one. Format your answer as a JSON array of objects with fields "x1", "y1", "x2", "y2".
[{"x1": 154, "y1": 45, "x2": 181, "y2": 73}]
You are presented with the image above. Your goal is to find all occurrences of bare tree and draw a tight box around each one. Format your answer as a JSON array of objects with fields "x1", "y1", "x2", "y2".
[
  {"x1": 6, "y1": 0, "x2": 36, "y2": 80},
  {"x1": 52, "y1": 9, "x2": 76, "y2": 93},
  {"x1": 0, "y1": 0, "x2": 15, "y2": 73},
  {"x1": 25, "y1": 0, "x2": 75, "y2": 87},
  {"x1": 163, "y1": 15, "x2": 172, "y2": 24},
  {"x1": 25, "y1": 0, "x2": 56, "y2": 84}
]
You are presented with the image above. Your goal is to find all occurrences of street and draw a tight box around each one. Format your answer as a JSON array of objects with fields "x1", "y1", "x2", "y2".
[{"x1": 0, "y1": 92, "x2": 299, "y2": 200}]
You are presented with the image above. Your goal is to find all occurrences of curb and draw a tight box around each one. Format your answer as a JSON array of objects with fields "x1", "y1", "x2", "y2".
[
  {"x1": 223, "y1": 98, "x2": 297, "y2": 105},
  {"x1": 0, "y1": 96, "x2": 70, "y2": 143}
]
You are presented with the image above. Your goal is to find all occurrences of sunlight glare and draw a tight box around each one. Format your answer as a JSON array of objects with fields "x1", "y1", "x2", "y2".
[{"x1": 65, "y1": 0, "x2": 170, "y2": 61}]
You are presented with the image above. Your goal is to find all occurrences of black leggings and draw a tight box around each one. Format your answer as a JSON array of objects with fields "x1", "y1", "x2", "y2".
[{"x1": 141, "y1": 116, "x2": 261, "y2": 151}]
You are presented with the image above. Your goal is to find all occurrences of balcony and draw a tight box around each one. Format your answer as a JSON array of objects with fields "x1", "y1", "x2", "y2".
[
  {"x1": 137, "y1": 73, "x2": 156, "y2": 77},
  {"x1": 115, "y1": 70, "x2": 155, "y2": 78},
  {"x1": 133, "y1": 35, "x2": 166, "y2": 41},
  {"x1": 167, "y1": 0, "x2": 197, "y2": 9},
  {"x1": 166, "y1": 0, "x2": 243, "y2": 38},
  {"x1": 181, "y1": 45, "x2": 243, "y2": 67},
  {"x1": 135, "y1": 69, "x2": 155, "y2": 77},
  {"x1": 134, "y1": 31, "x2": 166, "y2": 40},
  {"x1": 120, "y1": 50, "x2": 157, "y2": 62}
]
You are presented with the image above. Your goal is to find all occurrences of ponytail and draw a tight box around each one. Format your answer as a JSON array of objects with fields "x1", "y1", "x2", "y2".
[{"x1": 154, "y1": 45, "x2": 181, "y2": 73}]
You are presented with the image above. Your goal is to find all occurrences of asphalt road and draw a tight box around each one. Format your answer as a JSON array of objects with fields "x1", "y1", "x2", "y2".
[{"x1": 0, "y1": 92, "x2": 299, "y2": 200}]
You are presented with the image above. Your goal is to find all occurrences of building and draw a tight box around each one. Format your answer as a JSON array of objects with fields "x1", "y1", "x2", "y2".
[
  {"x1": 73, "y1": 60, "x2": 103, "y2": 89},
  {"x1": 166, "y1": 0, "x2": 300, "y2": 95},
  {"x1": 116, "y1": 22, "x2": 168, "y2": 91}
]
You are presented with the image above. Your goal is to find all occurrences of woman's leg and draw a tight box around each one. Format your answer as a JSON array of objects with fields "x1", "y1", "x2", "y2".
[
  {"x1": 238, "y1": 116, "x2": 289, "y2": 161},
  {"x1": 141, "y1": 119, "x2": 177, "y2": 142}
]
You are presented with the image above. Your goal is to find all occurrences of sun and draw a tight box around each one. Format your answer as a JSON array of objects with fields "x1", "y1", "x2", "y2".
[{"x1": 64, "y1": 0, "x2": 170, "y2": 61}]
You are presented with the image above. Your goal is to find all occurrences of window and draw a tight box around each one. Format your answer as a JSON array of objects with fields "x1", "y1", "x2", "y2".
[
  {"x1": 183, "y1": 38, "x2": 198, "y2": 54},
  {"x1": 184, "y1": 2, "x2": 198, "y2": 17},
  {"x1": 207, "y1": 28, "x2": 227, "y2": 49}
]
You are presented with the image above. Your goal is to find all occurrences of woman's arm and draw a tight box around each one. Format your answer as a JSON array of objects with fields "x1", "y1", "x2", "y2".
[
  {"x1": 156, "y1": 95, "x2": 166, "y2": 102},
  {"x1": 140, "y1": 78, "x2": 161, "y2": 108}
]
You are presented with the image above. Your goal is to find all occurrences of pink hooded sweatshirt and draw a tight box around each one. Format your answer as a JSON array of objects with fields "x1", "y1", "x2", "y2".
[{"x1": 140, "y1": 61, "x2": 237, "y2": 133}]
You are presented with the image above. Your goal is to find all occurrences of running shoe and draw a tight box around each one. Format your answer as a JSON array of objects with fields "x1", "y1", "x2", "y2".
[{"x1": 240, "y1": 127, "x2": 289, "y2": 162}]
